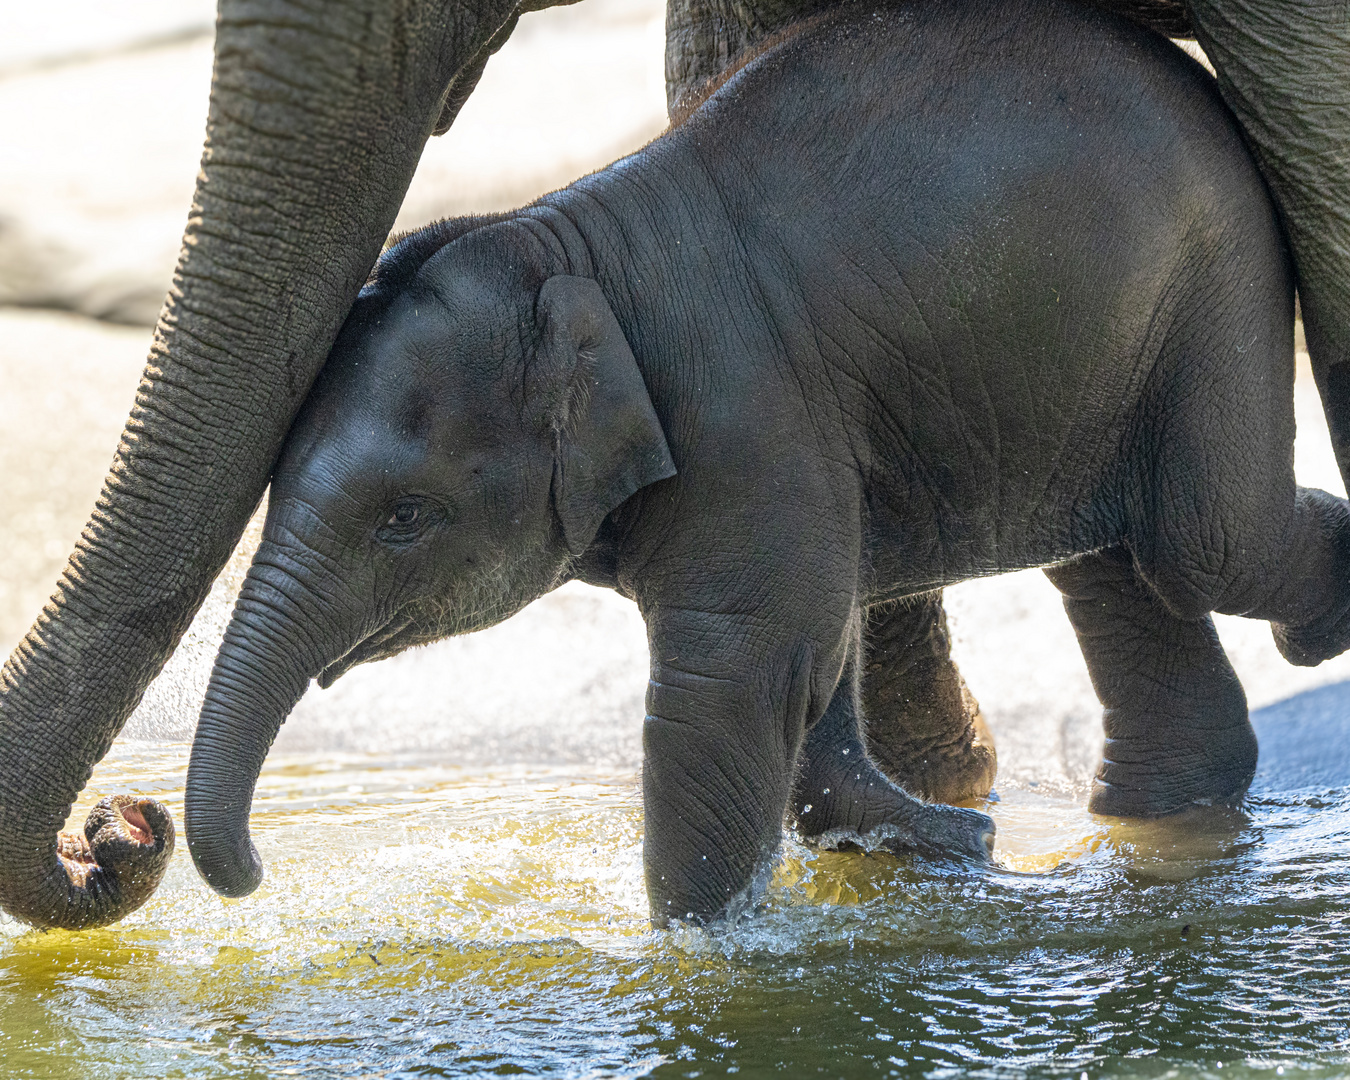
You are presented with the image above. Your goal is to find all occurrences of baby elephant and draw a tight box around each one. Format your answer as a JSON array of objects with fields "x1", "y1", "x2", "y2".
[{"x1": 185, "y1": 0, "x2": 1350, "y2": 924}]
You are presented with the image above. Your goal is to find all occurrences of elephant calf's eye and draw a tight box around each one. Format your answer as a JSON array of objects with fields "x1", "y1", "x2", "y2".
[{"x1": 377, "y1": 499, "x2": 433, "y2": 544}]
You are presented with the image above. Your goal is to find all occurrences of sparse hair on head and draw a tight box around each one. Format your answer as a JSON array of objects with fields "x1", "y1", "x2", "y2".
[{"x1": 363, "y1": 212, "x2": 515, "y2": 303}]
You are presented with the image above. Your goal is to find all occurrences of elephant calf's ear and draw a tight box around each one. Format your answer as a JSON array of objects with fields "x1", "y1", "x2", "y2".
[{"x1": 535, "y1": 276, "x2": 676, "y2": 556}]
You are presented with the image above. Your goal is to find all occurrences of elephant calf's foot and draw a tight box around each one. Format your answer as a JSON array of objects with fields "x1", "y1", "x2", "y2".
[
  {"x1": 1273, "y1": 608, "x2": 1350, "y2": 668},
  {"x1": 861, "y1": 594, "x2": 997, "y2": 803},
  {"x1": 1047, "y1": 548, "x2": 1260, "y2": 820},
  {"x1": 1268, "y1": 491, "x2": 1350, "y2": 666},
  {"x1": 794, "y1": 720, "x2": 994, "y2": 863},
  {"x1": 1089, "y1": 714, "x2": 1258, "y2": 818}
]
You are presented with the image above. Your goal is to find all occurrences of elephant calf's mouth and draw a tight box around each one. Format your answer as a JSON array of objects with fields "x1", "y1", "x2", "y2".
[{"x1": 317, "y1": 610, "x2": 418, "y2": 688}]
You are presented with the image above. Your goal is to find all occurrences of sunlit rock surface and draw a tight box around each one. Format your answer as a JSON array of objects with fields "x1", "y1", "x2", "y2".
[{"x1": 0, "y1": 0, "x2": 666, "y2": 325}]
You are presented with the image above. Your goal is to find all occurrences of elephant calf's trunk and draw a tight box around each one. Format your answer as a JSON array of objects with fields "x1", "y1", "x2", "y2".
[{"x1": 186, "y1": 563, "x2": 331, "y2": 898}]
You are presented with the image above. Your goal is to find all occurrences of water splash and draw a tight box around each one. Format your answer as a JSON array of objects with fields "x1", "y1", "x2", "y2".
[{"x1": 4, "y1": 735, "x2": 1349, "y2": 1078}]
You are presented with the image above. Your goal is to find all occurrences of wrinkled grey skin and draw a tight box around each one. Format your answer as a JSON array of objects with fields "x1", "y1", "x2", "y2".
[
  {"x1": 2, "y1": 0, "x2": 1349, "y2": 930},
  {"x1": 186, "y1": 0, "x2": 1350, "y2": 925}
]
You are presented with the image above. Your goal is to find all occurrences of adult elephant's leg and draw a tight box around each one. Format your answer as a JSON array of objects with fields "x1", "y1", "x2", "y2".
[
  {"x1": 1186, "y1": 0, "x2": 1350, "y2": 489},
  {"x1": 0, "y1": 0, "x2": 547, "y2": 931},
  {"x1": 664, "y1": 0, "x2": 1195, "y2": 117},
  {"x1": 664, "y1": 0, "x2": 825, "y2": 114},
  {"x1": 860, "y1": 593, "x2": 997, "y2": 803},
  {"x1": 1045, "y1": 547, "x2": 1256, "y2": 818},
  {"x1": 792, "y1": 644, "x2": 995, "y2": 860}
]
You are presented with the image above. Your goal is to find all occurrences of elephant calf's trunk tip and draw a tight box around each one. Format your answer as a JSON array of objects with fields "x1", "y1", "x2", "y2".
[{"x1": 185, "y1": 818, "x2": 265, "y2": 899}]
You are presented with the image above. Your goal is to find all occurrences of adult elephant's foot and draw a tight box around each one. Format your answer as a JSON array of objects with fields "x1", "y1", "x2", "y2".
[
  {"x1": 49, "y1": 795, "x2": 176, "y2": 927},
  {"x1": 861, "y1": 593, "x2": 997, "y2": 803},
  {"x1": 792, "y1": 667, "x2": 995, "y2": 863},
  {"x1": 1046, "y1": 548, "x2": 1258, "y2": 819}
]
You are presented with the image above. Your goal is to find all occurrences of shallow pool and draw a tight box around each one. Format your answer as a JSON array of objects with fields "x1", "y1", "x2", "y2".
[{"x1": 3, "y1": 694, "x2": 1348, "y2": 1080}]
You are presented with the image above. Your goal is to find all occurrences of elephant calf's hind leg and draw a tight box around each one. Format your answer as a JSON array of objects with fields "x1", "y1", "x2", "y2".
[
  {"x1": 1046, "y1": 547, "x2": 1256, "y2": 818},
  {"x1": 793, "y1": 653, "x2": 995, "y2": 862},
  {"x1": 861, "y1": 593, "x2": 997, "y2": 803}
]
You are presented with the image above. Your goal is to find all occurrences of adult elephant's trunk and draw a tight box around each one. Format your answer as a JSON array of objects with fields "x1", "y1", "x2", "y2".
[
  {"x1": 185, "y1": 543, "x2": 343, "y2": 899},
  {"x1": 0, "y1": 0, "x2": 525, "y2": 929},
  {"x1": 1185, "y1": 0, "x2": 1350, "y2": 491}
]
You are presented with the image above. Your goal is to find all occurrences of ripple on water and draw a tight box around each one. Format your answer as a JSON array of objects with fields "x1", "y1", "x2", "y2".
[{"x1": 1, "y1": 743, "x2": 1349, "y2": 1078}]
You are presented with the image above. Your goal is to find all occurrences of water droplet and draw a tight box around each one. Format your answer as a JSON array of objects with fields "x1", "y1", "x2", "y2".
[
  {"x1": 823, "y1": 788, "x2": 830, "y2": 795},
  {"x1": 802, "y1": 804, "x2": 813, "y2": 814}
]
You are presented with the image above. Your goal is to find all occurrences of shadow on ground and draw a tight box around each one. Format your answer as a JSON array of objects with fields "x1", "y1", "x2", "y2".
[{"x1": 1251, "y1": 679, "x2": 1350, "y2": 792}]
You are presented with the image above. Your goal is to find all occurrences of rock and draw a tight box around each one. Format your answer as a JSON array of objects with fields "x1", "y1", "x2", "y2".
[
  {"x1": 0, "y1": 0, "x2": 212, "y2": 75},
  {"x1": 0, "y1": 34, "x2": 212, "y2": 324},
  {"x1": 394, "y1": 0, "x2": 668, "y2": 232},
  {"x1": 0, "y1": 309, "x2": 148, "y2": 648},
  {"x1": 0, "y1": 0, "x2": 667, "y2": 326}
]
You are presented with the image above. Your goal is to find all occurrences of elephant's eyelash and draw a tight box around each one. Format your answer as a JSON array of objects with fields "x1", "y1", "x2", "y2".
[{"x1": 375, "y1": 497, "x2": 440, "y2": 544}]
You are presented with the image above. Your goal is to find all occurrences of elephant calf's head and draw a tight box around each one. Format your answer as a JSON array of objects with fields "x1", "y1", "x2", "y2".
[{"x1": 184, "y1": 222, "x2": 674, "y2": 899}]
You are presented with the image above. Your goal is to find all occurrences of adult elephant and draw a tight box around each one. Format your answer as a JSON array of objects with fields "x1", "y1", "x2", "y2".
[{"x1": 0, "y1": 0, "x2": 1346, "y2": 930}]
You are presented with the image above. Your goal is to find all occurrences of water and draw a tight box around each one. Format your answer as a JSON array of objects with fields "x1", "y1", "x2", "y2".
[
  {"x1": 6, "y1": 18, "x2": 1350, "y2": 1072},
  {"x1": 3, "y1": 694, "x2": 1349, "y2": 1079}
]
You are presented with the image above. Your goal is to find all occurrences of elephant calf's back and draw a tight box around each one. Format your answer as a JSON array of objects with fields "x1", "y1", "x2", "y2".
[{"x1": 665, "y1": 0, "x2": 1292, "y2": 573}]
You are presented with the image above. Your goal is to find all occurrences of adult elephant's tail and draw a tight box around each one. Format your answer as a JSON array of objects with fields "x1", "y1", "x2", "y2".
[{"x1": 0, "y1": 0, "x2": 524, "y2": 930}]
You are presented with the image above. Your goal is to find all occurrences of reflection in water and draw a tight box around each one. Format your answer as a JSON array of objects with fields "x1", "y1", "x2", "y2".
[{"x1": 2, "y1": 741, "x2": 1348, "y2": 1078}]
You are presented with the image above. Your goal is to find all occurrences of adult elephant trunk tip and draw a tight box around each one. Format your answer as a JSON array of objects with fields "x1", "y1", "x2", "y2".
[{"x1": 0, "y1": 788, "x2": 176, "y2": 931}]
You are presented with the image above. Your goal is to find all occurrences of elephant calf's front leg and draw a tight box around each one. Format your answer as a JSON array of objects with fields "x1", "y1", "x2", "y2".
[
  {"x1": 641, "y1": 607, "x2": 995, "y2": 927},
  {"x1": 861, "y1": 592, "x2": 997, "y2": 803},
  {"x1": 641, "y1": 609, "x2": 816, "y2": 926}
]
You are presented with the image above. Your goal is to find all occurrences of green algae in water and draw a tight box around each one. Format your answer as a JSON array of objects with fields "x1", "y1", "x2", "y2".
[{"x1": 2, "y1": 739, "x2": 1349, "y2": 1079}]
